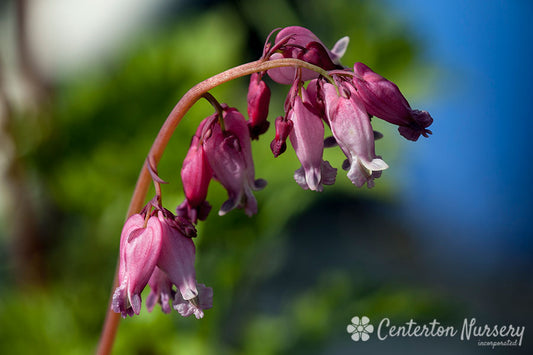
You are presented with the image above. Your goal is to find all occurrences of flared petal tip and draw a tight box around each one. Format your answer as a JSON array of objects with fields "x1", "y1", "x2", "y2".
[
  {"x1": 398, "y1": 125, "x2": 433, "y2": 141},
  {"x1": 399, "y1": 110, "x2": 434, "y2": 141},
  {"x1": 173, "y1": 283, "x2": 213, "y2": 319},
  {"x1": 362, "y1": 157, "x2": 389, "y2": 172},
  {"x1": 219, "y1": 198, "x2": 237, "y2": 216},
  {"x1": 293, "y1": 161, "x2": 337, "y2": 192},
  {"x1": 111, "y1": 285, "x2": 135, "y2": 318},
  {"x1": 347, "y1": 158, "x2": 387, "y2": 189},
  {"x1": 130, "y1": 293, "x2": 142, "y2": 315},
  {"x1": 253, "y1": 178, "x2": 268, "y2": 190}
]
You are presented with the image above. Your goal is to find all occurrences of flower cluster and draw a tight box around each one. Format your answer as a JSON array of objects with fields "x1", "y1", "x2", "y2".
[
  {"x1": 177, "y1": 105, "x2": 267, "y2": 222},
  {"x1": 262, "y1": 26, "x2": 432, "y2": 189},
  {"x1": 112, "y1": 26, "x2": 433, "y2": 320},
  {"x1": 112, "y1": 202, "x2": 212, "y2": 319}
]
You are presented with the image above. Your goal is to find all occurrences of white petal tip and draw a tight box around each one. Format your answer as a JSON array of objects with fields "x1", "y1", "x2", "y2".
[
  {"x1": 363, "y1": 158, "x2": 389, "y2": 172},
  {"x1": 331, "y1": 36, "x2": 350, "y2": 62}
]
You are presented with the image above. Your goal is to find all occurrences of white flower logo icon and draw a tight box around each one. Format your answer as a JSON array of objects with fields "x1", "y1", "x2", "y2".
[{"x1": 347, "y1": 316, "x2": 374, "y2": 341}]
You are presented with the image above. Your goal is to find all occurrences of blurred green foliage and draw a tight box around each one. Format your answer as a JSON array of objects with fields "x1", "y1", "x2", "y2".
[{"x1": 0, "y1": 0, "x2": 454, "y2": 354}]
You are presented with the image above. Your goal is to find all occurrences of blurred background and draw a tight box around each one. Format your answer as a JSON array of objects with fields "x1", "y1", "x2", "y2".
[{"x1": 0, "y1": 0, "x2": 531, "y2": 354}]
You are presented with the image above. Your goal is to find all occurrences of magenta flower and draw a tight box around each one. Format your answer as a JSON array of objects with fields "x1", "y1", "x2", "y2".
[
  {"x1": 323, "y1": 81, "x2": 389, "y2": 188},
  {"x1": 288, "y1": 84, "x2": 336, "y2": 191},
  {"x1": 112, "y1": 214, "x2": 163, "y2": 318},
  {"x1": 247, "y1": 72, "x2": 271, "y2": 140},
  {"x1": 112, "y1": 208, "x2": 212, "y2": 318},
  {"x1": 154, "y1": 211, "x2": 212, "y2": 318},
  {"x1": 203, "y1": 107, "x2": 266, "y2": 216},
  {"x1": 352, "y1": 62, "x2": 433, "y2": 141},
  {"x1": 177, "y1": 117, "x2": 213, "y2": 223},
  {"x1": 267, "y1": 26, "x2": 349, "y2": 84},
  {"x1": 156, "y1": 211, "x2": 197, "y2": 300}
]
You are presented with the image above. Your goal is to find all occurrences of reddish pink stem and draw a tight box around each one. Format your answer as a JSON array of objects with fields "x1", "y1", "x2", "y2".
[{"x1": 96, "y1": 58, "x2": 331, "y2": 355}]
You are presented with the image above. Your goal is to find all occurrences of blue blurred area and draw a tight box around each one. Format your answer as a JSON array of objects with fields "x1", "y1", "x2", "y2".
[{"x1": 386, "y1": 0, "x2": 533, "y2": 268}]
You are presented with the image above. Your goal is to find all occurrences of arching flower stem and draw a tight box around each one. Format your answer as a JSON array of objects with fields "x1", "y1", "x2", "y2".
[{"x1": 96, "y1": 57, "x2": 334, "y2": 355}]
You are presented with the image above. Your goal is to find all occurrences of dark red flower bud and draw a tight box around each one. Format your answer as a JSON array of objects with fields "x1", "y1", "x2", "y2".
[
  {"x1": 270, "y1": 116, "x2": 293, "y2": 157},
  {"x1": 246, "y1": 72, "x2": 271, "y2": 139}
]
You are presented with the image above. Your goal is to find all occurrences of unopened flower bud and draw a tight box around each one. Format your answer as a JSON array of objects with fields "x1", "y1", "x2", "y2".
[{"x1": 247, "y1": 72, "x2": 271, "y2": 139}]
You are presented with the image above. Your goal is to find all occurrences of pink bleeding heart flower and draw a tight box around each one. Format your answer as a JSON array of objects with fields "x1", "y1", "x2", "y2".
[
  {"x1": 113, "y1": 206, "x2": 212, "y2": 318},
  {"x1": 323, "y1": 81, "x2": 389, "y2": 188},
  {"x1": 203, "y1": 107, "x2": 266, "y2": 216},
  {"x1": 143, "y1": 209, "x2": 212, "y2": 317},
  {"x1": 154, "y1": 211, "x2": 212, "y2": 318},
  {"x1": 352, "y1": 62, "x2": 433, "y2": 141},
  {"x1": 288, "y1": 83, "x2": 336, "y2": 191},
  {"x1": 112, "y1": 213, "x2": 163, "y2": 318}
]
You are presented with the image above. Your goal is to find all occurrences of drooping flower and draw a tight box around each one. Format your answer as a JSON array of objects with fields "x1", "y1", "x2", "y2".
[
  {"x1": 247, "y1": 72, "x2": 271, "y2": 139},
  {"x1": 287, "y1": 82, "x2": 336, "y2": 191},
  {"x1": 156, "y1": 210, "x2": 197, "y2": 300},
  {"x1": 352, "y1": 62, "x2": 433, "y2": 141},
  {"x1": 323, "y1": 81, "x2": 388, "y2": 188},
  {"x1": 112, "y1": 207, "x2": 212, "y2": 318},
  {"x1": 267, "y1": 26, "x2": 349, "y2": 84},
  {"x1": 112, "y1": 213, "x2": 163, "y2": 318},
  {"x1": 144, "y1": 210, "x2": 212, "y2": 318},
  {"x1": 203, "y1": 107, "x2": 266, "y2": 216},
  {"x1": 177, "y1": 116, "x2": 213, "y2": 223}
]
